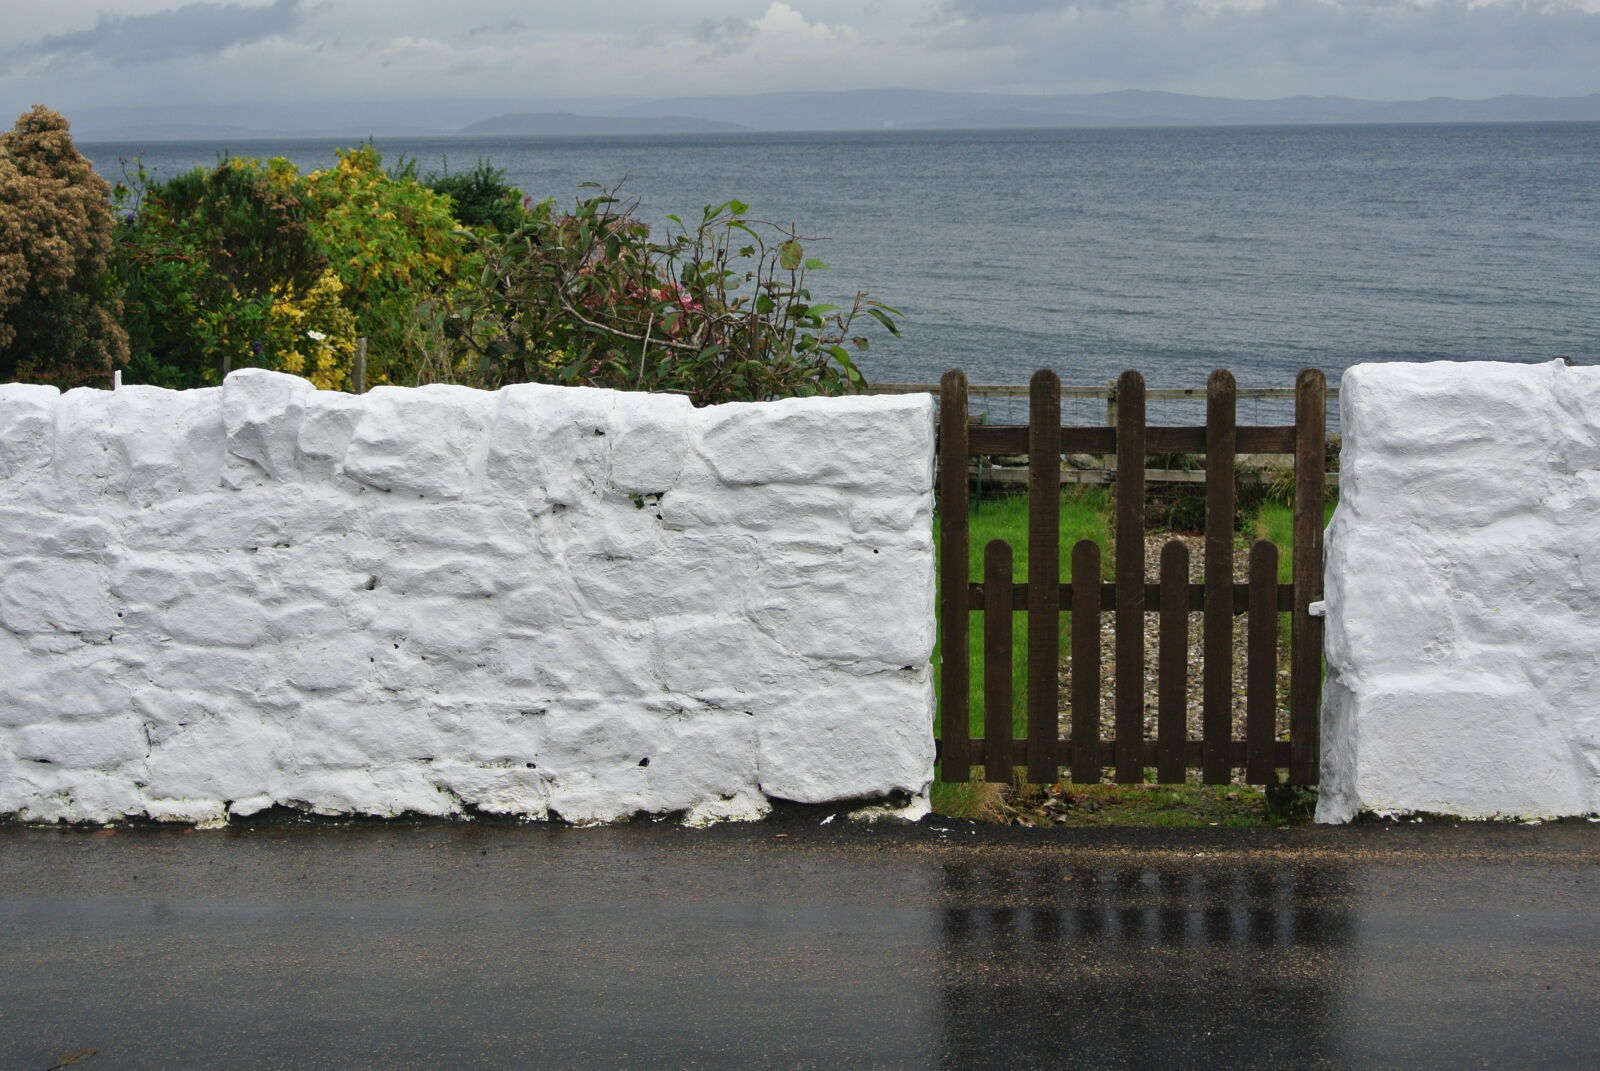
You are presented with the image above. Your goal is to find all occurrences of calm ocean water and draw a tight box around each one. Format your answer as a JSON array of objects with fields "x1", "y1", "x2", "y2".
[{"x1": 81, "y1": 124, "x2": 1600, "y2": 424}]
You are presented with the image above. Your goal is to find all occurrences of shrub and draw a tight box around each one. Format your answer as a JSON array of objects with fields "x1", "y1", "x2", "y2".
[
  {"x1": 266, "y1": 269, "x2": 360, "y2": 391},
  {"x1": 418, "y1": 159, "x2": 526, "y2": 233},
  {"x1": 444, "y1": 188, "x2": 900, "y2": 404},
  {"x1": 77, "y1": 119, "x2": 901, "y2": 402},
  {"x1": 301, "y1": 145, "x2": 472, "y2": 385},
  {"x1": 114, "y1": 155, "x2": 323, "y2": 386},
  {"x1": 0, "y1": 106, "x2": 128, "y2": 387}
]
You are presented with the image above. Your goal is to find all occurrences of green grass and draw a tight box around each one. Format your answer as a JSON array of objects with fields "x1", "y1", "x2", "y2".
[
  {"x1": 1253, "y1": 499, "x2": 1337, "y2": 584},
  {"x1": 931, "y1": 779, "x2": 1314, "y2": 827},
  {"x1": 1018, "y1": 783, "x2": 1306, "y2": 828},
  {"x1": 1254, "y1": 500, "x2": 1337, "y2": 647},
  {"x1": 932, "y1": 489, "x2": 1111, "y2": 744}
]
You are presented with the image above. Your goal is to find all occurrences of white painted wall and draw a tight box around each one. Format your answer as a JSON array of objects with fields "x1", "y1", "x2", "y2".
[
  {"x1": 0, "y1": 371, "x2": 937, "y2": 826},
  {"x1": 1318, "y1": 360, "x2": 1600, "y2": 822}
]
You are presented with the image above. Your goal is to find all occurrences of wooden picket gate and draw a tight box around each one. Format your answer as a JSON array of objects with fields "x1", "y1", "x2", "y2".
[{"x1": 937, "y1": 368, "x2": 1327, "y2": 786}]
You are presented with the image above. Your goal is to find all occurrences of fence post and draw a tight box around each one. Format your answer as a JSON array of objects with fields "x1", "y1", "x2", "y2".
[
  {"x1": 1113, "y1": 370, "x2": 1146, "y2": 783},
  {"x1": 1290, "y1": 368, "x2": 1327, "y2": 784},
  {"x1": 355, "y1": 337, "x2": 369, "y2": 394},
  {"x1": 1203, "y1": 370, "x2": 1237, "y2": 784},
  {"x1": 938, "y1": 370, "x2": 971, "y2": 782},
  {"x1": 1027, "y1": 369, "x2": 1061, "y2": 783}
]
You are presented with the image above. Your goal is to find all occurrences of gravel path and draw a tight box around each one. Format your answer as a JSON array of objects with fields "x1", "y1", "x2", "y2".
[{"x1": 1057, "y1": 533, "x2": 1290, "y2": 780}]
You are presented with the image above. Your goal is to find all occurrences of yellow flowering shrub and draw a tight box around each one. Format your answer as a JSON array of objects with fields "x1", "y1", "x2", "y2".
[
  {"x1": 267, "y1": 270, "x2": 359, "y2": 391},
  {"x1": 302, "y1": 146, "x2": 471, "y2": 384}
]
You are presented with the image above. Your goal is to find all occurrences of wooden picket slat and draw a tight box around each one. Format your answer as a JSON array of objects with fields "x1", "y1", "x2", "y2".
[
  {"x1": 1070, "y1": 540, "x2": 1102, "y2": 785},
  {"x1": 1113, "y1": 370, "x2": 1146, "y2": 784},
  {"x1": 1246, "y1": 540, "x2": 1280, "y2": 784},
  {"x1": 983, "y1": 540, "x2": 1015, "y2": 784},
  {"x1": 938, "y1": 369, "x2": 971, "y2": 782},
  {"x1": 1027, "y1": 370, "x2": 1062, "y2": 783},
  {"x1": 1157, "y1": 540, "x2": 1189, "y2": 783},
  {"x1": 1291, "y1": 368, "x2": 1327, "y2": 784},
  {"x1": 1203, "y1": 370, "x2": 1237, "y2": 784}
]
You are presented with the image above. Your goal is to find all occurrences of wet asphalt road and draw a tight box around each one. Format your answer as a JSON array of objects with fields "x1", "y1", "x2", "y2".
[{"x1": 1, "y1": 814, "x2": 1597, "y2": 1070}]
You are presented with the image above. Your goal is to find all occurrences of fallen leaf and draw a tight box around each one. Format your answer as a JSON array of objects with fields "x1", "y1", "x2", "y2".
[{"x1": 47, "y1": 1047, "x2": 97, "y2": 1069}]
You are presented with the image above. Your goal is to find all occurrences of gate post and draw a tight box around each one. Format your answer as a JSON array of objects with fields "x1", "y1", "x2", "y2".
[
  {"x1": 1026, "y1": 370, "x2": 1061, "y2": 783},
  {"x1": 1113, "y1": 370, "x2": 1147, "y2": 783},
  {"x1": 938, "y1": 370, "x2": 972, "y2": 782},
  {"x1": 1290, "y1": 368, "x2": 1327, "y2": 785}
]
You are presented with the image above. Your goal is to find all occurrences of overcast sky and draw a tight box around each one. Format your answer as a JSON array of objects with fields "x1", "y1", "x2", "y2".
[{"x1": 3, "y1": 0, "x2": 1599, "y2": 122}]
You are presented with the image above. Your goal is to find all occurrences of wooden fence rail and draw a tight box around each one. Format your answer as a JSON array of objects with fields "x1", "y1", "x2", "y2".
[
  {"x1": 870, "y1": 381, "x2": 1341, "y2": 403},
  {"x1": 937, "y1": 368, "x2": 1326, "y2": 787}
]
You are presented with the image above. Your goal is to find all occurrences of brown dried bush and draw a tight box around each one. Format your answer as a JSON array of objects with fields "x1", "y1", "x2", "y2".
[{"x1": 0, "y1": 105, "x2": 128, "y2": 387}]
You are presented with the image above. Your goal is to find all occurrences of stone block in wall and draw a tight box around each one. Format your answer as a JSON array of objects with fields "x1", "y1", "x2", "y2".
[
  {"x1": 694, "y1": 393, "x2": 935, "y2": 494},
  {"x1": 756, "y1": 671, "x2": 934, "y2": 805},
  {"x1": 0, "y1": 507, "x2": 114, "y2": 559},
  {"x1": 0, "y1": 560, "x2": 118, "y2": 633},
  {"x1": 748, "y1": 539, "x2": 935, "y2": 670},
  {"x1": 139, "y1": 708, "x2": 292, "y2": 803},
  {"x1": 0, "y1": 383, "x2": 59, "y2": 481},
  {"x1": 1319, "y1": 360, "x2": 1600, "y2": 822},
  {"x1": 653, "y1": 613, "x2": 796, "y2": 695},
  {"x1": 485, "y1": 382, "x2": 614, "y2": 506},
  {"x1": 1321, "y1": 680, "x2": 1588, "y2": 821},
  {"x1": 51, "y1": 388, "x2": 129, "y2": 497},
  {"x1": 297, "y1": 390, "x2": 365, "y2": 481},
  {"x1": 343, "y1": 383, "x2": 496, "y2": 498},
  {"x1": 609, "y1": 390, "x2": 691, "y2": 493},
  {"x1": 111, "y1": 385, "x2": 225, "y2": 505},
  {"x1": 223, "y1": 368, "x2": 312, "y2": 483}
]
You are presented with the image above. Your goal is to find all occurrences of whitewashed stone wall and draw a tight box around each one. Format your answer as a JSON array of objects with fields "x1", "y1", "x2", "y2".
[
  {"x1": 0, "y1": 370, "x2": 937, "y2": 826},
  {"x1": 1319, "y1": 360, "x2": 1600, "y2": 822}
]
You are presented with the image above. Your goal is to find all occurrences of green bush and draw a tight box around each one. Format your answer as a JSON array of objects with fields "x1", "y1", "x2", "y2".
[
  {"x1": 418, "y1": 159, "x2": 526, "y2": 233},
  {"x1": 114, "y1": 156, "x2": 323, "y2": 387}
]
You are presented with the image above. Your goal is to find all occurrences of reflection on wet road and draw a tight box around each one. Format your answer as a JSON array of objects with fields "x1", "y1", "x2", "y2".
[
  {"x1": 1, "y1": 820, "x2": 1595, "y2": 1069},
  {"x1": 938, "y1": 861, "x2": 1354, "y2": 1068}
]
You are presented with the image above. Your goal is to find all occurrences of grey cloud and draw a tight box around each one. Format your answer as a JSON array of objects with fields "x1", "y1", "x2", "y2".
[
  {"x1": 944, "y1": 0, "x2": 1119, "y2": 15},
  {"x1": 692, "y1": 16, "x2": 759, "y2": 52},
  {"x1": 929, "y1": 0, "x2": 1600, "y2": 94},
  {"x1": 15, "y1": 0, "x2": 304, "y2": 68},
  {"x1": 467, "y1": 19, "x2": 528, "y2": 40}
]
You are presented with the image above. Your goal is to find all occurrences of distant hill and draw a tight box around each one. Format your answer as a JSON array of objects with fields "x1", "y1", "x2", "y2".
[
  {"x1": 460, "y1": 112, "x2": 748, "y2": 136},
  {"x1": 613, "y1": 88, "x2": 1600, "y2": 132},
  {"x1": 65, "y1": 90, "x2": 1600, "y2": 142}
]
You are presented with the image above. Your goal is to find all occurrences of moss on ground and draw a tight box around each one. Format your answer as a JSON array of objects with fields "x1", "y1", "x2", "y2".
[{"x1": 932, "y1": 779, "x2": 1315, "y2": 828}]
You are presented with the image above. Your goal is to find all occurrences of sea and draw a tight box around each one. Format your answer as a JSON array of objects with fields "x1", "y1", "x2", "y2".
[{"x1": 79, "y1": 123, "x2": 1600, "y2": 426}]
